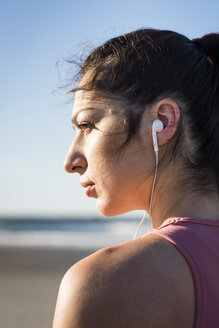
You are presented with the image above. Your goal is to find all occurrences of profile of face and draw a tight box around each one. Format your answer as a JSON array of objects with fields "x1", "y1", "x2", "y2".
[{"x1": 64, "y1": 80, "x2": 155, "y2": 216}]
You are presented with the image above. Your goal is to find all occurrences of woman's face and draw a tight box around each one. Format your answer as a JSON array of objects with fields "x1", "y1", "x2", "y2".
[{"x1": 64, "y1": 89, "x2": 155, "y2": 216}]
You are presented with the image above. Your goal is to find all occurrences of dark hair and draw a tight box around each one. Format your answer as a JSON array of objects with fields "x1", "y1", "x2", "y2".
[{"x1": 68, "y1": 29, "x2": 219, "y2": 194}]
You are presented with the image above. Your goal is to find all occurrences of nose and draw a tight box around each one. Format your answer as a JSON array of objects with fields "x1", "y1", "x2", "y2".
[{"x1": 63, "y1": 141, "x2": 87, "y2": 174}]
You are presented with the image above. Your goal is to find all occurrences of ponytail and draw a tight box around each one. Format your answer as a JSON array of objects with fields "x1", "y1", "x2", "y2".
[{"x1": 202, "y1": 33, "x2": 219, "y2": 69}]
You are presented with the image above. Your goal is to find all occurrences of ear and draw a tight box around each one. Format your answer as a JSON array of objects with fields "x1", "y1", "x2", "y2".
[{"x1": 153, "y1": 98, "x2": 180, "y2": 146}]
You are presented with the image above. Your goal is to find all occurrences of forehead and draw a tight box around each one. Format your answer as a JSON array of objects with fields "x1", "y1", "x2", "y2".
[
  {"x1": 72, "y1": 89, "x2": 124, "y2": 121},
  {"x1": 72, "y1": 71, "x2": 126, "y2": 121},
  {"x1": 73, "y1": 90, "x2": 100, "y2": 113},
  {"x1": 72, "y1": 90, "x2": 106, "y2": 119},
  {"x1": 72, "y1": 71, "x2": 102, "y2": 114}
]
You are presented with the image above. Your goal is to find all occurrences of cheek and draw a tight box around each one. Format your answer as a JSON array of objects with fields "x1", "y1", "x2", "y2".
[
  {"x1": 87, "y1": 131, "x2": 126, "y2": 168},
  {"x1": 93, "y1": 148, "x2": 155, "y2": 216}
]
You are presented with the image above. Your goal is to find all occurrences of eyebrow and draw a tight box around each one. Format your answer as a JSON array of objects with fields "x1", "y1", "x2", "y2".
[{"x1": 71, "y1": 107, "x2": 100, "y2": 126}]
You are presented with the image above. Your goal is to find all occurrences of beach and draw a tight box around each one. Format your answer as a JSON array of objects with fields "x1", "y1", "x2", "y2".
[
  {"x1": 0, "y1": 217, "x2": 139, "y2": 327},
  {"x1": 0, "y1": 246, "x2": 96, "y2": 328}
]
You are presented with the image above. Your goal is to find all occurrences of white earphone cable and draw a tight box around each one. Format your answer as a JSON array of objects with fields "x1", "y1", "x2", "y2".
[
  {"x1": 147, "y1": 150, "x2": 158, "y2": 232},
  {"x1": 133, "y1": 150, "x2": 159, "y2": 239}
]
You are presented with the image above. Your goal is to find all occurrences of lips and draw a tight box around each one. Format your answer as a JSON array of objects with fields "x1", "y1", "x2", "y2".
[
  {"x1": 80, "y1": 181, "x2": 95, "y2": 188},
  {"x1": 80, "y1": 181, "x2": 95, "y2": 197}
]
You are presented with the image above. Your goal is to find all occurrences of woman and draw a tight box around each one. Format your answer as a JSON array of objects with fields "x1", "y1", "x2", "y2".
[{"x1": 53, "y1": 29, "x2": 219, "y2": 327}]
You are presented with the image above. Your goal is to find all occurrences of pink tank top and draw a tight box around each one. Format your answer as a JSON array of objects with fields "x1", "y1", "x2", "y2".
[{"x1": 148, "y1": 217, "x2": 219, "y2": 328}]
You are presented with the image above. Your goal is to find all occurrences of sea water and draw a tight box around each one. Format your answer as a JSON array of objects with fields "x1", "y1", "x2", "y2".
[{"x1": 0, "y1": 218, "x2": 148, "y2": 249}]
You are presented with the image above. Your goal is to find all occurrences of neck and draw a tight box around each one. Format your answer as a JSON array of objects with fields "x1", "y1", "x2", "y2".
[{"x1": 151, "y1": 167, "x2": 219, "y2": 229}]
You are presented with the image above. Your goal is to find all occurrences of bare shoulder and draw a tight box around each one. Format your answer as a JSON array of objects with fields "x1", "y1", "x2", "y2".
[{"x1": 53, "y1": 234, "x2": 195, "y2": 328}]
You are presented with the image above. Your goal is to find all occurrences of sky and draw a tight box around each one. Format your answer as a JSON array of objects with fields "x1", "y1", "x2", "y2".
[{"x1": 0, "y1": 0, "x2": 218, "y2": 218}]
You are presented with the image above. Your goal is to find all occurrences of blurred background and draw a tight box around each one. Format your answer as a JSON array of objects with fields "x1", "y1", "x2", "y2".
[{"x1": 0, "y1": 0, "x2": 218, "y2": 326}]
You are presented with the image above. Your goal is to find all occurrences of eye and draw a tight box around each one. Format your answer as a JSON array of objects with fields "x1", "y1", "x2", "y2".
[{"x1": 77, "y1": 122, "x2": 95, "y2": 133}]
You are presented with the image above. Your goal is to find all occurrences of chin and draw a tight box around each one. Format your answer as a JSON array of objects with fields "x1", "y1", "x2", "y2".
[
  {"x1": 96, "y1": 199, "x2": 134, "y2": 217},
  {"x1": 97, "y1": 204, "x2": 117, "y2": 217}
]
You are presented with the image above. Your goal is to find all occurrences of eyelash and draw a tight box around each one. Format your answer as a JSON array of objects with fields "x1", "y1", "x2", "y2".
[{"x1": 76, "y1": 122, "x2": 95, "y2": 133}]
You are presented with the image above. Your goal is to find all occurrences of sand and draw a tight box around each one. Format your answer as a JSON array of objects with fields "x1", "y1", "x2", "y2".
[{"x1": 0, "y1": 246, "x2": 96, "y2": 328}]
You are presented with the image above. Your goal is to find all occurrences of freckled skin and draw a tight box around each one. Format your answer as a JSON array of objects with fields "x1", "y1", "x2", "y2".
[{"x1": 64, "y1": 91, "x2": 155, "y2": 216}]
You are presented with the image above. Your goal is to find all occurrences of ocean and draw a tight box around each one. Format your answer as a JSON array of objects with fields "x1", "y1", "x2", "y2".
[{"x1": 0, "y1": 217, "x2": 149, "y2": 249}]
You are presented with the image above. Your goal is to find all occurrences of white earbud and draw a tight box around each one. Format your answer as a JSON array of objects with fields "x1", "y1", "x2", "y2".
[{"x1": 152, "y1": 119, "x2": 164, "y2": 152}]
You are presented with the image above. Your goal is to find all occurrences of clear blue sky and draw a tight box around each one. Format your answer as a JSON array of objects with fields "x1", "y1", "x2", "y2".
[{"x1": 1, "y1": 0, "x2": 218, "y2": 218}]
